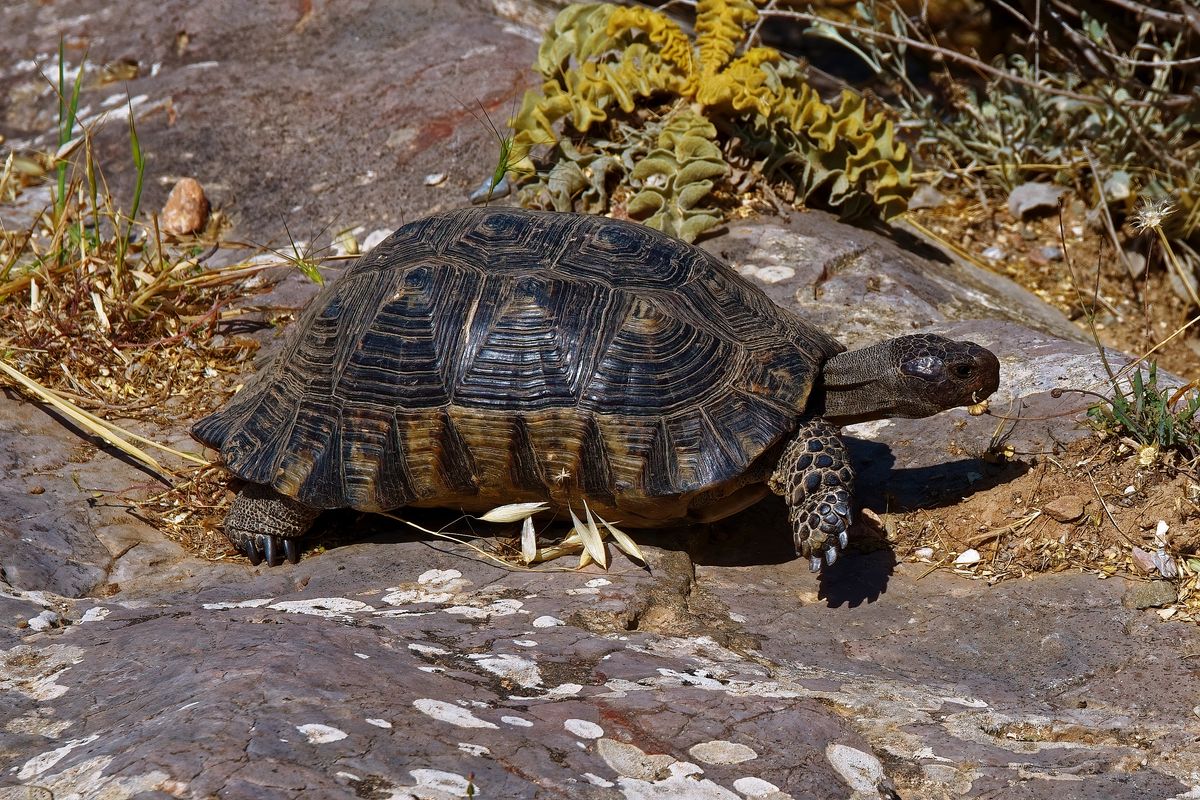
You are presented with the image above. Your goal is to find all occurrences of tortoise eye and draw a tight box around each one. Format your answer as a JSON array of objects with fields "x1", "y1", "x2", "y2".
[{"x1": 954, "y1": 363, "x2": 974, "y2": 378}]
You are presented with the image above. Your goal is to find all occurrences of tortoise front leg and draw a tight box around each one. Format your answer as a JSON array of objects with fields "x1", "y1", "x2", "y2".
[
  {"x1": 225, "y1": 483, "x2": 321, "y2": 566},
  {"x1": 768, "y1": 419, "x2": 854, "y2": 571}
]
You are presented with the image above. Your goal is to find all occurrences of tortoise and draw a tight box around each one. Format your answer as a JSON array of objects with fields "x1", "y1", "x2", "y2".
[{"x1": 193, "y1": 207, "x2": 1000, "y2": 569}]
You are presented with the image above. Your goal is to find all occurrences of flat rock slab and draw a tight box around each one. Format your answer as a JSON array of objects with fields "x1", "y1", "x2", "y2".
[
  {"x1": 4, "y1": 546, "x2": 1199, "y2": 798},
  {"x1": 3, "y1": 2, "x2": 1200, "y2": 799}
]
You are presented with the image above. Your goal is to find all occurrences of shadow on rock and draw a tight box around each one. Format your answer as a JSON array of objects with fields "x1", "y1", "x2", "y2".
[
  {"x1": 816, "y1": 549, "x2": 897, "y2": 608},
  {"x1": 847, "y1": 435, "x2": 1030, "y2": 513}
]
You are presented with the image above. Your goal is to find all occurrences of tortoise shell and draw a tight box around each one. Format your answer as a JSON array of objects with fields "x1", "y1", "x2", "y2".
[{"x1": 192, "y1": 208, "x2": 844, "y2": 525}]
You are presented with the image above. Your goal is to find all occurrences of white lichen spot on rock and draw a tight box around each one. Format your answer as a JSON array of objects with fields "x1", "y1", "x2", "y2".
[
  {"x1": 615, "y1": 764, "x2": 740, "y2": 799},
  {"x1": 843, "y1": 419, "x2": 892, "y2": 440},
  {"x1": 410, "y1": 768, "x2": 474, "y2": 795},
  {"x1": 201, "y1": 598, "x2": 272, "y2": 610},
  {"x1": 688, "y1": 740, "x2": 758, "y2": 765},
  {"x1": 940, "y1": 695, "x2": 989, "y2": 708},
  {"x1": 533, "y1": 615, "x2": 564, "y2": 628},
  {"x1": 355, "y1": 652, "x2": 370, "y2": 659},
  {"x1": 409, "y1": 643, "x2": 451, "y2": 656},
  {"x1": 413, "y1": 699, "x2": 498, "y2": 729},
  {"x1": 296, "y1": 723, "x2": 348, "y2": 744},
  {"x1": 598, "y1": 738, "x2": 677, "y2": 781},
  {"x1": 382, "y1": 568, "x2": 469, "y2": 606},
  {"x1": 5, "y1": 710, "x2": 73, "y2": 738},
  {"x1": 921, "y1": 762, "x2": 977, "y2": 793},
  {"x1": 15, "y1": 754, "x2": 178, "y2": 799},
  {"x1": 585, "y1": 578, "x2": 612, "y2": 588},
  {"x1": 501, "y1": 715, "x2": 534, "y2": 727},
  {"x1": 564, "y1": 718, "x2": 604, "y2": 739},
  {"x1": 26, "y1": 610, "x2": 61, "y2": 631},
  {"x1": 420, "y1": 568, "x2": 463, "y2": 584},
  {"x1": 79, "y1": 606, "x2": 110, "y2": 623},
  {"x1": 826, "y1": 743, "x2": 886, "y2": 792},
  {"x1": 269, "y1": 598, "x2": 374, "y2": 618},
  {"x1": 656, "y1": 668, "x2": 725, "y2": 690},
  {"x1": 469, "y1": 653, "x2": 543, "y2": 688},
  {"x1": 458, "y1": 742, "x2": 490, "y2": 756},
  {"x1": 512, "y1": 681, "x2": 584, "y2": 702},
  {"x1": 1, "y1": 643, "x2": 85, "y2": 701},
  {"x1": 735, "y1": 263, "x2": 796, "y2": 284},
  {"x1": 584, "y1": 772, "x2": 616, "y2": 787},
  {"x1": 17, "y1": 734, "x2": 100, "y2": 780},
  {"x1": 445, "y1": 598, "x2": 523, "y2": 619},
  {"x1": 366, "y1": 718, "x2": 392, "y2": 728},
  {"x1": 513, "y1": 639, "x2": 538, "y2": 647},
  {"x1": 732, "y1": 776, "x2": 787, "y2": 798}
]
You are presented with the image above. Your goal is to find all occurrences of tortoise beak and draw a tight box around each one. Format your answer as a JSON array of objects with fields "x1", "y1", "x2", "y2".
[{"x1": 968, "y1": 344, "x2": 1001, "y2": 401}]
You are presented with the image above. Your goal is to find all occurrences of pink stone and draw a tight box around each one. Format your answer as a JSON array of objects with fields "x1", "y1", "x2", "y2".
[{"x1": 160, "y1": 177, "x2": 210, "y2": 235}]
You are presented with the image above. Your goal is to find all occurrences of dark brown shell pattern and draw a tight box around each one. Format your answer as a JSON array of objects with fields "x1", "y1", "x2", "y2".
[{"x1": 192, "y1": 208, "x2": 843, "y2": 525}]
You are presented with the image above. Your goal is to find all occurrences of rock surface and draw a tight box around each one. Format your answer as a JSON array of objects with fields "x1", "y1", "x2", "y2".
[{"x1": 2, "y1": 2, "x2": 1200, "y2": 799}]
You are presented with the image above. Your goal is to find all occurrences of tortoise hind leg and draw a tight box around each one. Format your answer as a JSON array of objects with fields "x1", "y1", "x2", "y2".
[
  {"x1": 225, "y1": 483, "x2": 321, "y2": 566},
  {"x1": 767, "y1": 419, "x2": 855, "y2": 571}
]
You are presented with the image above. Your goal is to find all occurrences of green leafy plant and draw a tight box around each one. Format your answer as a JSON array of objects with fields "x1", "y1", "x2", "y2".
[
  {"x1": 510, "y1": 0, "x2": 913, "y2": 241},
  {"x1": 1086, "y1": 363, "x2": 1200, "y2": 463}
]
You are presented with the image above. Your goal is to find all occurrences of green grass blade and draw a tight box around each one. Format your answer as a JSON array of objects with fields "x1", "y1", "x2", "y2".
[{"x1": 127, "y1": 94, "x2": 145, "y2": 224}]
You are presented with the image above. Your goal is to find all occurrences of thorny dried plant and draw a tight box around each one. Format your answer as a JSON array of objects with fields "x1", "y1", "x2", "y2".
[{"x1": 759, "y1": 0, "x2": 1200, "y2": 286}]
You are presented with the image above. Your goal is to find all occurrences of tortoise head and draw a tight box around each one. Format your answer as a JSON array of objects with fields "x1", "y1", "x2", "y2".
[{"x1": 818, "y1": 333, "x2": 1000, "y2": 426}]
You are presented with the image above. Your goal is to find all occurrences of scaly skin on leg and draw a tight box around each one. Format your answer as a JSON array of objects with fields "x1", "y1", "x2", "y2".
[
  {"x1": 767, "y1": 419, "x2": 855, "y2": 571},
  {"x1": 225, "y1": 483, "x2": 321, "y2": 567}
]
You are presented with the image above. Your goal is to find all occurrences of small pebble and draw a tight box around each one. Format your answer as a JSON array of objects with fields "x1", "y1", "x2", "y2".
[
  {"x1": 1007, "y1": 181, "x2": 1066, "y2": 219},
  {"x1": 1038, "y1": 245, "x2": 1063, "y2": 261},
  {"x1": 1131, "y1": 546, "x2": 1157, "y2": 574},
  {"x1": 469, "y1": 174, "x2": 510, "y2": 204},
  {"x1": 1123, "y1": 250, "x2": 1147, "y2": 279},
  {"x1": 907, "y1": 184, "x2": 946, "y2": 210},
  {"x1": 160, "y1": 177, "x2": 210, "y2": 235},
  {"x1": 424, "y1": 172, "x2": 447, "y2": 186},
  {"x1": 914, "y1": 547, "x2": 935, "y2": 560},
  {"x1": 1042, "y1": 495, "x2": 1085, "y2": 523},
  {"x1": 953, "y1": 549, "x2": 981, "y2": 565},
  {"x1": 1124, "y1": 579, "x2": 1176, "y2": 610},
  {"x1": 981, "y1": 246, "x2": 1005, "y2": 262}
]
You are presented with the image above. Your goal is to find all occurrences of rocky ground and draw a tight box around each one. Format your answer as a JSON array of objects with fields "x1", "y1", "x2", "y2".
[{"x1": 2, "y1": 1, "x2": 1199, "y2": 798}]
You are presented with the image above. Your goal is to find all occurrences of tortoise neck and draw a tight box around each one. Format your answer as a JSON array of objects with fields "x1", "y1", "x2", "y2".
[{"x1": 816, "y1": 343, "x2": 899, "y2": 426}]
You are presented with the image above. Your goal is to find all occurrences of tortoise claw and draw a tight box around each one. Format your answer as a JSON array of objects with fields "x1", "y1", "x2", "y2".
[
  {"x1": 243, "y1": 537, "x2": 264, "y2": 566},
  {"x1": 283, "y1": 539, "x2": 300, "y2": 564},
  {"x1": 809, "y1": 555, "x2": 823, "y2": 573},
  {"x1": 262, "y1": 535, "x2": 281, "y2": 567}
]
